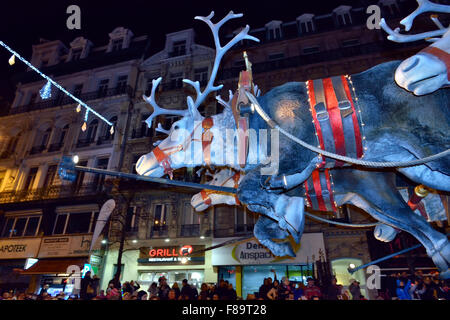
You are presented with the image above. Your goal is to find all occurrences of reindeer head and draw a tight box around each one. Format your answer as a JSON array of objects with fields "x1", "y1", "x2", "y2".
[
  {"x1": 380, "y1": 0, "x2": 450, "y2": 95},
  {"x1": 191, "y1": 168, "x2": 243, "y2": 211},
  {"x1": 135, "y1": 11, "x2": 259, "y2": 178}
]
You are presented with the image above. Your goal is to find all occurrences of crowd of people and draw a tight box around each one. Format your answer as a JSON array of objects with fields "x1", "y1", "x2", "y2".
[{"x1": 0, "y1": 270, "x2": 448, "y2": 301}]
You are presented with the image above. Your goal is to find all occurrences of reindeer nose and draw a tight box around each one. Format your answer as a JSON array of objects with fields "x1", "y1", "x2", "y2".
[{"x1": 400, "y1": 56, "x2": 420, "y2": 72}]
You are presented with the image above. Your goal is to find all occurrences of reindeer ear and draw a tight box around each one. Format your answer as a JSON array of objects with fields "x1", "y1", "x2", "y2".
[{"x1": 187, "y1": 96, "x2": 203, "y2": 120}]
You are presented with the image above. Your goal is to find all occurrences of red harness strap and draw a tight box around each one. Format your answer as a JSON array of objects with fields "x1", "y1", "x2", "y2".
[
  {"x1": 202, "y1": 117, "x2": 214, "y2": 166},
  {"x1": 420, "y1": 46, "x2": 450, "y2": 81},
  {"x1": 200, "y1": 172, "x2": 241, "y2": 206},
  {"x1": 153, "y1": 146, "x2": 174, "y2": 179}
]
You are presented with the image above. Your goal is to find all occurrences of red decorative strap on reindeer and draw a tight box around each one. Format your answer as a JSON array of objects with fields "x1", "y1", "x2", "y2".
[
  {"x1": 153, "y1": 146, "x2": 174, "y2": 179},
  {"x1": 202, "y1": 117, "x2": 214, "y2": 166},
  {"x1": 233, "y1": 172, "x2": 241, "y2": 205},
  {"x1": 306, "y1": 76, "x2": 364, "y2": 169},
  {"x1": 420, "y1": 46, "x2": 450, "y2": 81},
  {"x1": 304, "y1": 169, "x2": 337, "y2": 213}
]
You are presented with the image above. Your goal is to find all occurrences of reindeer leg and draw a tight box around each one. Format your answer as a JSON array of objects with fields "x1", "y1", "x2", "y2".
[
  {"x1": 238, "y1": 168, "x2": 305, "y2": 245},
  {"x1": 253, "y1": 215, "x2": 295, "y2": 257}
]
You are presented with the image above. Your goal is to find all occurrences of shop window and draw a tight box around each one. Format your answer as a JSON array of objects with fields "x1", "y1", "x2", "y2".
[
  {"x1": 24, "y1": 216, "x2": 41, "y2": 236},
  {"x1": 1, "y1": 215, "x2": 42, "y2": 238},
  {"x1": 138, "y1": 270, "x2": 204, "y2": 290},
  {"x1": 53, "y1": 211, "x2": 97, "y2": 235},
  {"x1": 242, "y1": 265, "x2": 286, "y2": 299},
  {"x1": 331, "y1": 258, "x2": 367, "y2": 296},
  {"x1": 217, "y1": 266, "x2": 237, "y2": 289}
]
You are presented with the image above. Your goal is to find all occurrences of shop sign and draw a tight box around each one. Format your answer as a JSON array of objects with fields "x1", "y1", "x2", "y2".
[
  {"x1": 38, "y1": 235, "x2": 101, "y2": 258},
  {"x1": 138, "y1": 245, "x2": 204, "y2": 265},
  {"x1": 211, "y1": 233, "x2": 326, "y2": 266},
  {"x1": 0, "y1": 238, "x2": 41, "y2": 260}
]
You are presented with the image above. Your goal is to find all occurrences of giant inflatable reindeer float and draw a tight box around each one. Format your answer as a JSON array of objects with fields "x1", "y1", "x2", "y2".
[{"x1": 137, "y1": 3, "x2": 450, "y2": 277}]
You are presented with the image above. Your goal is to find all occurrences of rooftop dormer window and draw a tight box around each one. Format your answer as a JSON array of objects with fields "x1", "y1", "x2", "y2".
[
  {"x1": 265, "y1": 21, "x2": 283, "y2": 41},
  {"x1": 333, "y1": 5, "x2": 353, "y2": 27},
  {"x1": 111, "y1": 39, "x2": 123, "y2": 52},
  {"x1": 170, "y1": 40, "x2": 186, "y2": 57},
  {"x1": 71, "y1": 48, "x2": 82, "y2": 61},
  {"x1": 297, "y1": 14, "x2": 315, "y2": 35}
]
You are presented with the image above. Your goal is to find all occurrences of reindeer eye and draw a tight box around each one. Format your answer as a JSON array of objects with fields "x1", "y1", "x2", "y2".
[{"x1": 173, "y1": 125, "x2": 179, "y2": 130}]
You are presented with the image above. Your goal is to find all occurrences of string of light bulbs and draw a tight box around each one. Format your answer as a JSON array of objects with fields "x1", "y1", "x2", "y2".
[{"x1": 1, "y1": 40, "x2": 114, "y2": 134}]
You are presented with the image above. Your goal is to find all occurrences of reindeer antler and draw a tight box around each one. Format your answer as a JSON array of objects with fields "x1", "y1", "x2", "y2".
[
  {"x1": 216, "y1": 90, "x2": 234, "y2": 109},
  {"x1": 155, "y1": 123, "x2": 170, "y2": 135},
  {"x1": 143, "y1": 12, "x2": 259, "y2": 128},
  {"x1": 380, "y1": 0, "x2": 450, "y2": 43},
  {"x1": 183, "y1": 11, "x2": 259, "y2": 114},
  {"x1": 143, "y1": 77, "x2": 189, "y2": 128}
]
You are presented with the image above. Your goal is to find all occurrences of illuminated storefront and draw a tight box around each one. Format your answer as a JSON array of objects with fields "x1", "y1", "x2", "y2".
[
  {"x1": 101, "y1": 240, "x2": 215, "y2": 291},
  {"x1": 212, "y1": 233, "x2": 326, "y2": 298}
]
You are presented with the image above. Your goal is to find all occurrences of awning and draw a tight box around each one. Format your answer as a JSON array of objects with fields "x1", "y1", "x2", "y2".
[{"x1": 20, "y1": 258, "x2": 87, "y2": 275}]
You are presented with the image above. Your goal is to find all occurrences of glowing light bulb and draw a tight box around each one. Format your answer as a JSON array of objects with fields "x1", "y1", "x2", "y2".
[
  {"x1": 81, "y1": 122, "x2": 87, "y2": 132},
  {"x1": 76, "y1": 104, "x2": 81, "y2": 113},
  {"x1": 110, "y1": 126, "x2": 114, "y2": 135},
  {"x1": 8, "y1": 54, "x2": 15, "y2": 66}
]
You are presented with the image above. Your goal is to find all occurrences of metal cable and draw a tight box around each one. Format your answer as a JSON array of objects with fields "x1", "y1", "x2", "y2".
[{"x1": 305, "y1": 212, "x2": 380, "y2": 228}]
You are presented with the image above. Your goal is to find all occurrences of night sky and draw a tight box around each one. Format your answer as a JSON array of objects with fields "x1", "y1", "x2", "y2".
[{"x1": 0, "y1": 0, "x2": 374, "y2": 105}]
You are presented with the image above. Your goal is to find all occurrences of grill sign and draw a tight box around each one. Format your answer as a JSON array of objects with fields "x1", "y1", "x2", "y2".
[
  {"x1": 138, "y1": 245, "x2": 203, "y2": 265},
  {"x1": 149, "y1": 245, "x2": 193, "y2": 258}
]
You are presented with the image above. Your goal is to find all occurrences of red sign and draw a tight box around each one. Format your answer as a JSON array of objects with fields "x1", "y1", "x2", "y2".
[{"x1": 148, "y1": 245, "x2": 194, "y2": 258}]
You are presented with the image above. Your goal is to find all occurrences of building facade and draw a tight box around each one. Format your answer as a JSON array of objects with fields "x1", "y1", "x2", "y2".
[{"x1": 0, "y1": 0, "x2": 447, "y2": 299}]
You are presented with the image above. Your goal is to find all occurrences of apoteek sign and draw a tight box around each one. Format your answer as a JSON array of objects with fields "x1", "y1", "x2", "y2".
[
  {"x1": 0, "y1": 238, "x2": 41, "y2": 259},
  {"x1": 211, "y1": 233, "x2": 326, "y2": 265}
]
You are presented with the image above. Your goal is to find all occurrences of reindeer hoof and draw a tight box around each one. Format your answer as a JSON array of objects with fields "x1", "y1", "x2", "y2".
[{"x1": 439, "y1": 269, "x2": 450, "y2": 280}]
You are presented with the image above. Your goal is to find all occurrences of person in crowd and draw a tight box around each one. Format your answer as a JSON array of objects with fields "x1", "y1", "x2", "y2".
[
  {"x1": 80, "y1": 271, "x2": 93, "y2": 300},
  {"x1": 209, "y1": 284, "x2": 217, "y2": 299},
  {"x1": 227, "y1": 283, "x2": 237, "y2": 300},
  {"x1": 420, "y1": 276, "x2": 438, "y2": 300},
  {"x1": 181, "y1": 279, "x2": 194, "y2": 300},
  {"x1": 198, "y1": 283, "x2": 210, "y2": 300},
  {"x1": 137, "y1": 290, "x2": 148, "y2": 300},
  {"x1": 304, "y1": 278, "x2": 322, "y2": 300},
  {"x1": 90, "y1": 275, "x2": 100, "y2": 297},
  {"x1": 259, "y1": 278, "x2": 271, "y2": 300},
  {"x1": 216, "y1": 279, "x2": 228, "y2": 299},
  {"x1": 168, "y1": 289, "x2": 177, "y2": 300},
  {"x1": 212, "y1": 293, "x2": 220, "y2": 300},
  {"x1": 278, "y1": 277, "x2": 293, "y2": 300},
  {"x1": 267, "y1": 280, "x2": 279, "y2": 300},
  {"x1": 293, "y1": 282, "x2": 304, "y2": 300},
  {"x1": 396, "y1": 279, "x2": 412, "y2": 300},
  {"x1": 130, "y1": 280, "x2": 140, "y2": 293},
  {"x1": 191, "y1": 283, "x2": 199, "y2": 300},
  {"x1": 172, "y1": 282, "x2": 181, "y2": 299},
  {"x1": 349, "y1": 279, "x2": 361, "y2": 300},
  {"x1": 158, "y1": 277, "x2": 170, "y2": 300},
  {"x1": 324, "y1": 277, "x2": 341, "y2": 300},
  {"x1": 148, "y1": 282, "x2": 158, "y2": 298},
  {"x1": 95, "y1": 289, "x2": 107, "y2": 300}
]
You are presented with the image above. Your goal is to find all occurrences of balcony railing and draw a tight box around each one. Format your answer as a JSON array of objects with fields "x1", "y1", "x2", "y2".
[
  {"x1": 0, "y1": 183, "x2": 103, "y2": 204},
  {"x1": 29, "y1": 145, "x2": 46, "y2": 155},
  {"x1": 151, "y1": 225, "x2": 168, "y2": 238},
  {"x1": 76, "y1": 138, "x2": 95, "y2": 148},
  {"x1": 10, "y1": 85, "x2": 133, "y2": 116},
  {"x1": 96, "y1": 135, "x2": 114, "y2": 145},
  {"x1": 180, "y1": 224, "x2": 200, "y2": 237},
  {"x1": 235, "y1": 224, "x2": 254, "y2": 235},
  {"x1": 47, "y1": 143, "x2": 63, "y2": 152},
  {"x1": 131, "y1": 129, "x2": 153, "y2": 139}
]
